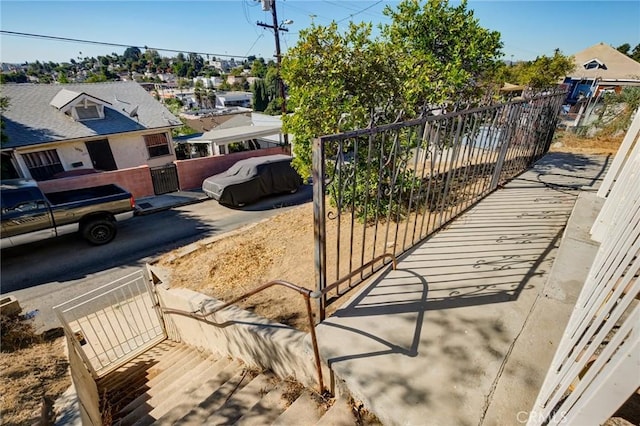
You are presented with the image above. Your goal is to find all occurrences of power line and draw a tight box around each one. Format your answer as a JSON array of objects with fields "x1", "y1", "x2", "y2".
[
  {"x1": 324, "y1": 0, "x2": 386, "y2": 20},
  {"x1": 335, "y1": 0, "x2": 384, "y2": 24},
  {"x1": 245, "y1": 33, "x2": 265, "y2": 57},
  {"x1": 281, "y1": 1, "x2": 331, "y2": 23},
  {"x1": 0, "y1": 30, "x2": 250, "y2": 59}
]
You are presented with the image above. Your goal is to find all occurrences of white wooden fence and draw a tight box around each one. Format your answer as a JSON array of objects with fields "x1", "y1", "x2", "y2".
[{"x1": 528, "y1": 109, "x2": 640, "y2": 425}]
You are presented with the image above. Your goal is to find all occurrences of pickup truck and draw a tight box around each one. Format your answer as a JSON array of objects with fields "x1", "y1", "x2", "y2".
[{"x1": 1, "y1": 179, "x2": 135, "y2": 248}]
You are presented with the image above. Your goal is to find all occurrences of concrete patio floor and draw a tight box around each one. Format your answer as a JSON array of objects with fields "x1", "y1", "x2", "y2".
[{"x1": 316, "y1": 152, "x2": 609, "y2": 426}]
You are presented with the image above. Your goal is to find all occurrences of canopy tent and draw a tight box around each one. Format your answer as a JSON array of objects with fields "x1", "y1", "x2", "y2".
[{"x1": 189, "y1": 125, "x2": 282, "y2": 144}]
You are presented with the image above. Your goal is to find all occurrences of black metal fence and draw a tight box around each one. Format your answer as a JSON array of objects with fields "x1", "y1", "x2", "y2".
[{"x1": 312, "y1": 91, "x2": 566, "y2": 320}]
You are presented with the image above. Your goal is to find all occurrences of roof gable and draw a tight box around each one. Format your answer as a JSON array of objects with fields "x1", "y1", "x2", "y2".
[
  {"x1": 569, "y1": 43, "x2": 640, "y2": 80},
  {"x1": 49, "y1": 89, "x2": 111, "y2": 113},
  {"x1": 1, "y1": 81, "x2": 181, "y2": 149}
]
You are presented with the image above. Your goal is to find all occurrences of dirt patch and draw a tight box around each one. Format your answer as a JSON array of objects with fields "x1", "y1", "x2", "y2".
[
  {"x1": 159, "y1": 204, "x2": 317, "y2": 330},
  {"x1": 0, "y1": 325, "x2": 70, "y2": 426},
  {"x1": 550, "y1": 130, "x2": 624, "y2": 155}
]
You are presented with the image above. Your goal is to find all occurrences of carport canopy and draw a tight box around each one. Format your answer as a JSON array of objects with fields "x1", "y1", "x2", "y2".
[{"x1": 188, "y1": 125, "x2": 282, "y2": 144}]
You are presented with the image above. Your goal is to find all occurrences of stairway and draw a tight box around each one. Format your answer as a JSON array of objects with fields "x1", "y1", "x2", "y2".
[{"x1": 97, "y1": 340, "x2": 368, "y2": 426}]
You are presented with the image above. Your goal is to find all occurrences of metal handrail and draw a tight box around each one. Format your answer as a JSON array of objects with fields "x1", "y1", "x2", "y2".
[
  {"x1": 160, "y1": 279, "x2": 325, "y2": 393},
  {"x1": 159, "y1": 254, "x2": 401, "y2": 393}
]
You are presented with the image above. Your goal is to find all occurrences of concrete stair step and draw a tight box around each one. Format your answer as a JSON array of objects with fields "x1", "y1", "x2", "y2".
[
  {"x1": 234, "y1": 382, "x2": 295, "y2": 426},
  {"x1": 143, "y1": 345, "x2": 199, "y2": 384},
  {"x1": 153, "y1": 361, "x2": 249, "y2": 426},
  {"x1": 195, "y1": 373, "x2": 278, "y2": 425},
  {"x1": 171, "y1": 368, "x2": 260, "y2": 425},
  {"x1": 131, "y1": 357, "x2": 234, "y2": 426},
  {"x1": 97, "y1": 340, "x2": 180, "y2": 392},
  {"x1": 102, "y1": 345, "x2": 194, "y2": 414},
  {"x1": 272, "y1": 389, "x2": 326, "y2": 426},
  {"x1": 109, "y1": 343, "x2": 193, "y2": 398},
  {"x1": 114, "y1": 348, "x2": 203, "y2": 416},
  {"x1": 117, "y1": 354, "x2": 217, "y2": 425},
  {"x1": 316, "y1": 396, "x2": 356, "y2": 426}
]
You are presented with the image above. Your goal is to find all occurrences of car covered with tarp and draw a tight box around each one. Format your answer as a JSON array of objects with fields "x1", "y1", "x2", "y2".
[{"x1": 202, "y1": 154, "x2": 303, "y2": 207}]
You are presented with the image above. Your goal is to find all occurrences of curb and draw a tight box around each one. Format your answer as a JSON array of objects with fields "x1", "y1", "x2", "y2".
[{"x1": 134, "y1": 197, "x2": 209, "y2": 216}]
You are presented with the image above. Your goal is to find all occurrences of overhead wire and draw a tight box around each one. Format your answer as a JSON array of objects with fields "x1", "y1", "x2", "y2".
[
  {"x1": 335, "y1": 1, "x2": 384, "y2": 24},
  {"x1": 245, "y1": 33, "x2": 265, "y2": 57},
  {"x1": 323, "y1": 0, "x2": 387, "y2": 20},
  {"x1": 0, "y1": 30, "x2": 250, "y2": 59},
  {"x1": 280, "y1": 0, "x2": 331, "y2": 23}
]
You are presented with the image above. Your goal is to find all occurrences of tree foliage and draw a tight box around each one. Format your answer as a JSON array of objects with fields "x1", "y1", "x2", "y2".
[
  {"x1": 594, "y1": 87, "x2": 640, "y2": 137},
  {"x1": 382, "y1": 0, "x2": 502, "y2": 109},
  {"x1": 499, "y1": 49, "x2": 575, "y2": 90},
  {"x1": 282, "y1": 0, "x2": 503, "y2": 178},
  {"x1": 252, "y1": 79, "x2": 269, "y2": 111},
  {"x1": 617, "y1": 42, "x2": 640, "y2": 62}
]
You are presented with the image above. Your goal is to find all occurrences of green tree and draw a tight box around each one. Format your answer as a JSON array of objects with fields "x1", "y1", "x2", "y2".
[
  {"x1": 123, "y1": 47, "x2": 141, "y2": 61},
  {"x1": 0, "y1": 72, "x2": 28, "y2": 84},
  {"x1": 85, "y1": 72, "x2": 108, "y2": 83},
  {"x1": 382, "y1": 0, "x2": 502, "y2": 110},
  {"x1": 631, "y1": 43, "x2": 640, "y2": 62},
  {"x1": 617, "y1": 43, "x2": 631, "y2": 56},
  {"x1": 282, "y1": 0, "x2": 503, "y2": 178},
  {"x1": 194, "y1": 80, "x2": 204, "y2": 108},
  {"x1": 252, "y1": 79, "x2": 269, "y2": 111},
  {"x1": 251, "y1": 58, "x2": 267, "y2": 78},
  {"x1": 39, "y1": 74, "x2": 53, "y2": 84},
  {"x1": 57, "y1": 72, "x2": 70, "y2": 83},
  {"x1": 164, "y1": 98, "x2": 199, "y2": 138},
  {"x1": 595, "y1": 87, "x2": 640, "y2": 137},
  {"x1": 502, "y1": 49, "x2": 574, "y2": 90}
]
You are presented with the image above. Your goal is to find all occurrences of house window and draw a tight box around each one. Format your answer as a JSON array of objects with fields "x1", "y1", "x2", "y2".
[
  {"x1": 144, "y1": 133, "x2": 171, "y2": 158},
  {"x1": 21, "y1": 149, "x2": 64, "y2": 181},
  {"x1": 74, "y1": 105, "x2": 101, "y2": 120}
]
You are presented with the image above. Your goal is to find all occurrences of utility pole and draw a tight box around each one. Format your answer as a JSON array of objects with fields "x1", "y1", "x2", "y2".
[{"x1": 257, "y1": 0, "x2": 290, "y2": 146}]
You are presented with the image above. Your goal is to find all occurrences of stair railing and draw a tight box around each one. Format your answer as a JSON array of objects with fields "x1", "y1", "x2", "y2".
[
  {"x1": 160, "y1": 279, "x2": 325, "y2": 393},
  {"x1": 158, "y1": 256, "x2": 399, "y2": 394}
]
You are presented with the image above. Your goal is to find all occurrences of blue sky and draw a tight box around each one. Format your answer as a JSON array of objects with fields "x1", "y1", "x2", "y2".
[{"x1": 1, "y1": 1, "x2": 639, "y2": 64}]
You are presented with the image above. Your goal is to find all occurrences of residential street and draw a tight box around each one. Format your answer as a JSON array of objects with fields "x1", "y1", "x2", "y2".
[{"x1": 1, "y1": 187, "x2": 311, "y2": 331}]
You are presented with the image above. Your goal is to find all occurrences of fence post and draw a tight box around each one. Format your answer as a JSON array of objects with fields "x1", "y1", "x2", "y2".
[
  {"x1": 490, "y1": 103, "x2": 517, "y2": 191},
  {"x1": 312, "y1": 137, "x2": 327, "y2": 322}
]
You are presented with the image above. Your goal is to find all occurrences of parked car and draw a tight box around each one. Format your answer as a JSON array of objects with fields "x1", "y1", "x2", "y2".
[
  {"x1": 202, "y1": 154, "x2": 303, "y2": 207},
  {"x1": 1, "y1": 179, "x2": 135, "y2": 248}
]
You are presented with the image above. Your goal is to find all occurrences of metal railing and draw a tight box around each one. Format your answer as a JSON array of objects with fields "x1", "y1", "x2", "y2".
[
  {"x1": 53, "y1": 270, "x2": 166, "y2": 378},
  {"x1": 313, "y1": 91, "x2": 567, "y2": 320},
  {"x1": 161, "y1": 279, "x2": 326, "y2": 393}
]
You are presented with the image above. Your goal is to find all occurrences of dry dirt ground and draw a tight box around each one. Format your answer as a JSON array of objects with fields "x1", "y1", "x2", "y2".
[
  {"x1": 2, "y1": 130, "x2": 633, "y2": 425},
  {"x1": 0, "y1": 320, "x2": 70, "y2": 426}
]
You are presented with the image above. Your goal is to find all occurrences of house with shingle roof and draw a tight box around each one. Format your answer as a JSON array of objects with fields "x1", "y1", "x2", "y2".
[
  {"x1": 1, "y1": 81, "x2": 181, "y2": 181},
  {"x1": 564, "y1": 42, "x2": 640, "y2": 104}
]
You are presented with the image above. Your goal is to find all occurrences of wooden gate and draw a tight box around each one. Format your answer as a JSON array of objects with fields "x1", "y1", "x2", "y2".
[{"x1": 150, "y1": 163, "x2": 179, "y2": 195}]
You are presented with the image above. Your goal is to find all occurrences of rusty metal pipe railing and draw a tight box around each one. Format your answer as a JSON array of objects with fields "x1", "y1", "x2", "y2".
[
  {"x1": 158, "y1": 255, "x2": 397, "y2": 394},
  {"x1": 160, "y1": 279, "x2": 325, "y2": 394}
]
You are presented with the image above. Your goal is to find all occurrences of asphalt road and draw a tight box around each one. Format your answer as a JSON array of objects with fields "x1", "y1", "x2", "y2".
[{"x1": 1, "y1": 186, "x2": 312, "y2": 331}]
